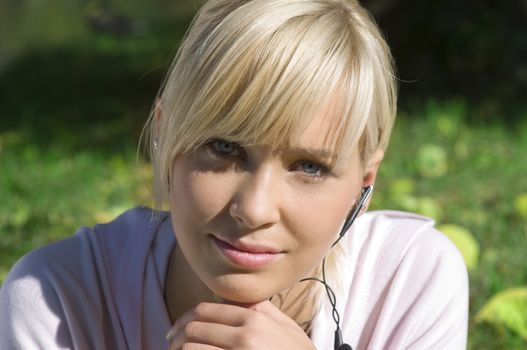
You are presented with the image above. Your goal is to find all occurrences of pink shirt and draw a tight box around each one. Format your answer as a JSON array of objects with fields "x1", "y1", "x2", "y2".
[{"x1": 0, "y1": 207, "x2": 468, "y2": 349}]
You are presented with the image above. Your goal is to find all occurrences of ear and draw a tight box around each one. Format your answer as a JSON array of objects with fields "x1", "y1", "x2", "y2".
[
  {"x1": 362, "y1": 148, "x2": 384, "y2": 189},
  {"x1": 357, "y1": 149, "x2": 383, "y2": 212}
]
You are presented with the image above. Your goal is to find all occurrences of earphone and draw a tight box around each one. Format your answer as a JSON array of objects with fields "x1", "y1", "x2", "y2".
[
  {"x1": 301, "y1": 185, "x2": 374, "y2": 350},
  {"x1": 332, "y1": 185, "x2": 374, "y2": 247}
]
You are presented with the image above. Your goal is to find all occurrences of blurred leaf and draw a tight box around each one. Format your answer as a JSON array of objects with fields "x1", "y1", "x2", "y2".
[
  {"x1": 515, "y1": 194, "x2": 527, "y2": 218},
  {"x1": 416, "y1": 144, "x2": 448, "y2": 178},
  {"x1": 415, "y1": 197, "x2": 442, "y2": 221},
  {"x1": 397, "y1": 195, "x2": 442, "y2": 221},
  {"x1": 389, "y1": 178, "x2": 415, "y2": 197},
  {"x1": 436, "y1": 114, "x2": 458, "y2": 138},
  {"x1": 476, "y1": 287, "x2": 527, "y2": 340},
  {"x1": 11, "y1": 200, "x2": 31, "y2": 228},
  {"x1": 437, "y1": 224, "x2": 479, "y2": 271}
]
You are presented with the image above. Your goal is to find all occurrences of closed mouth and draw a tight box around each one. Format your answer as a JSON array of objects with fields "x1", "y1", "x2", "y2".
[
  {"x1": 209, "y1": 235, "x2": 284, "y2": 268},
  {"x1": 211, "y1": 235, "x2": 282, "y2": 254}
]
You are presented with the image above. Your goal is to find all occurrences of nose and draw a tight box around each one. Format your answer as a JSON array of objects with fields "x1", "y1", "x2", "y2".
[{"x1": 229, "y1": 166, "x2": 281, "y2": 230}]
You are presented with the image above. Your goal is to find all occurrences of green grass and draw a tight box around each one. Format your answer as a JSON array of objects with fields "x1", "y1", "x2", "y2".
[{"x1": 1, "y1": 26, "x2": 526, "y2": 349}]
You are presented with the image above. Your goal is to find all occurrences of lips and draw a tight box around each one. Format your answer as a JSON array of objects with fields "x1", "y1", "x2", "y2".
[
  {"x1": 213, "y1": 235, "x2": 282, "y2": 254},
  {"x1": 210, "y1": 235, "x2": 283, "y2": 268}
]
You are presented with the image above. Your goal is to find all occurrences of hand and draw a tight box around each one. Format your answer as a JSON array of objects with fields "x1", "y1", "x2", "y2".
[{"x1": 167, "y1": 300, "x2": 316, "y2": 350}]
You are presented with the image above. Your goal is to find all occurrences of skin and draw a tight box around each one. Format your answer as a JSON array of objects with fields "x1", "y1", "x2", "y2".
[{"x1": 165, "y1": 106, "x2": 384, "y2": 349}]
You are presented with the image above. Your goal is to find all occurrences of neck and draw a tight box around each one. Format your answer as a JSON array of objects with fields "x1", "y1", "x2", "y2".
[
  {"x1": 164, "y1": 246, "x2": 317, "y2": 330},
  {"x1": 271, "y1": 279, "x2": 318, "y2": 333},
  {"x1": 165, "y1": 245, "x2": 216, "y2": 323}
]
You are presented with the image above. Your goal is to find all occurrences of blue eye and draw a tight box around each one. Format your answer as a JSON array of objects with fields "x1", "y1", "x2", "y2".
[
  {"x1": 294, "y1": 160, "x2": 332, "y2": 180},
  {"x1": 209, "y1": 139, "x2": 242, "y2": 157},
  {"x1": 301, "y1": 161, "x2": 322, "y2": 175}
]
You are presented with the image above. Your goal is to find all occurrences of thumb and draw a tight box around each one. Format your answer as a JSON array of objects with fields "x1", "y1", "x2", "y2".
[{"x1": 251, "y1": 300, "x2": 298, "y2": 326}]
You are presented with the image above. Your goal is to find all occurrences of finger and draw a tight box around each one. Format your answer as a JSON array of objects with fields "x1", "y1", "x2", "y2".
[
  {"x1": 191, "y1": 302, "x2": 256, "y2": 326},
  {"x1": 183, "y1": 321, "x2": 238, "y2": 348},
  {"x1": 251, "y1": 300, "x2": 298, "y2": 326},
  {"x1": 168, "y1": 341, "x2": 223, "y2": 350},
  {"x1": 168, "y1": 303, "x2": 252, "y2": 349}
]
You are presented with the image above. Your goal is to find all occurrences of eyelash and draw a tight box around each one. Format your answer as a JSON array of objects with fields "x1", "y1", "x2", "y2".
[
  {"x1": 291, "y1": 160, "x2": 332, "y2": 183},
  {"x1": 206, "y1": 139, "x2": 333, "y2": 182},
  {"x1": 207, "y1": 139, "x2": 245, "y2": 159}
]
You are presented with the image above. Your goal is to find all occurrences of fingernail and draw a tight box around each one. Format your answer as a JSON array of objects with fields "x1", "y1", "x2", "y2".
[{"x1": 166, "y1": 327, "x2": 176, "y2": 341}]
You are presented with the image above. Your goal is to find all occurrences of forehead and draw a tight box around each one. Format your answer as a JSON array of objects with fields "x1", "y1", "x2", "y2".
[
  {"x1": 286, "y1": 95, "x2": 353, "y2": 158},
  {"x1": 254, "y1": 104, "x2": 358, "y2": 173}
]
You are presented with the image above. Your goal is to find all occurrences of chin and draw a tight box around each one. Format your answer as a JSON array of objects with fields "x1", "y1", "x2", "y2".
[{"x1": 209, "y1": 274, "x2": 278, "y2": 304}]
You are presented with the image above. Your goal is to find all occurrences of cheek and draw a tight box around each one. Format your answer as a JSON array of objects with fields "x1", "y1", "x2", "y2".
[
  {"x1": 301, "y1": 184, "x2": 358, "y2": 236},
  {"x1": 285, "y1": 183, "x2": 360, "y2": 266},
  {"x1": 169, "y1": 165, "x2": 236, "y2": 234}
]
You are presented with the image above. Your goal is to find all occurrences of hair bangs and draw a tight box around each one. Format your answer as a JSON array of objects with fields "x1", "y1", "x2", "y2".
[
  {"x1": 144, "y1": 0, "x2": 397, "y2": 206},
  {"x1": 178, "y1": 7, "x2": 371, "y2": 158}
]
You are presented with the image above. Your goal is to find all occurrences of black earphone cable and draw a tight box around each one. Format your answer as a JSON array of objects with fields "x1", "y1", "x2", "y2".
[
  {"x1": 300, "y1": 256, "x2": 353, "y2": 350},
  {"x1": 300, "y1": 258, "x2": 340, "y2": 330}
]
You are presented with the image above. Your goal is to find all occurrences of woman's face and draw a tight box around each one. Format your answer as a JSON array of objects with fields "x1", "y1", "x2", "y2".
[{"x1": 169, "y1": 109, "x2": 379, "y2": 303}]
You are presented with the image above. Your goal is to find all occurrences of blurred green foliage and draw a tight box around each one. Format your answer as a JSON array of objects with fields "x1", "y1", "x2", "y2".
[
  {"x1": 437, "y1": 224, "x2": 479, "y2": 271},
  {"x1": 476, "y1": 287, "x2": 527, "y2": 342},
  {"x1": 1, "y1": 1, "x2": 527, "y2": 349}
]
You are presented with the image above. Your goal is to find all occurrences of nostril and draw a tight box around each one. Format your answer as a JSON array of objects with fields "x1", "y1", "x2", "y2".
[{"x1": 229, "y1": 203, "x2": 245, "y2": 224}]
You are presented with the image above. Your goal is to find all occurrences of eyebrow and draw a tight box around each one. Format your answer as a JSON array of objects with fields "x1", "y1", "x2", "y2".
[{"x1": 278, "y1": 146, "x2": 338, "y2": 160}]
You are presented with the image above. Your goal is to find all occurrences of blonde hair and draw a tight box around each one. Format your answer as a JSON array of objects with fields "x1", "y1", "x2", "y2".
[
  {"x1": 142, "y1": 0, "x2": 397, "y2": 315},
  {"x1": 144, "y1": 0, "x2": 397, "y2": 205}
]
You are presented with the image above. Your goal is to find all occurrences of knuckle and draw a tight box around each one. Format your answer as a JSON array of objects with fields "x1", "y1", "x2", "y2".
[
  {"x1": 237, "y1": 320, "x2": 263, "y2": 347},
  {"x1": 193, "y1": 302, "x2": 211, "y2": 318},
  {"x1": 183, "y1": 321, "x2": 201, "y2": 338},
  {"x1": 235, "y1": 332, "x2": 255, "y2": 348},
  {"x1": 246, "y1": 312, "x2": 265, "y2": 327}
]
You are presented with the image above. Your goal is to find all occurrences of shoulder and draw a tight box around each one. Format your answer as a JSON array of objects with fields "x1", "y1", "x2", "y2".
[
  {"x1": 1, "y1": 206, "x2": 167, "y2": 291},
  {"x1": 341, "y1": 211, "x2": 469, "y2": 349},
  {"x1": 355, "y1": 209, "x2": 437, "y2": 240},
  {"x1": 350, "y1": 210, "x2": 468, "y2": 302},
  {"x1": 0, "y1": 225, "x2": 93, "y2": 348},
  {"x1": 367, "y1": 210, "x2": 467, "y2": 294},
  {"x1": 0, "y1": 206, "x2": 169, "y2": 349},
  {"x1": 351, "y1": 210, "x2": 464, "y2": 269}
]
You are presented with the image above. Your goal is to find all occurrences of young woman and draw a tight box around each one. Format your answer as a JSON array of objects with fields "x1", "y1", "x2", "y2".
[{"x1": 0, "y1": 0, "x2": 468, "y2": 349}]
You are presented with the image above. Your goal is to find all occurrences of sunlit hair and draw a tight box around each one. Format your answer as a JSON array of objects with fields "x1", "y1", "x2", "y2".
[
  {"x1": 144, "y1": 0, "x2": 397, "y2": 205},
  {"x1": 142, "y1": 0, "x2": 397, "y2": 309}
]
